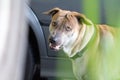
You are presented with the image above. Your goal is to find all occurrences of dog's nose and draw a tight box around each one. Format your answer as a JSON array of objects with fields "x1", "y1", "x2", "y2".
[{"x1": 49, "y1": 37, "x2": 57, "y2": 44}]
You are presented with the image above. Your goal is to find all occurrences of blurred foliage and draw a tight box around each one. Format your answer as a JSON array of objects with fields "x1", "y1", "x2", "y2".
[
  {"x1": 104, "y1": 0, "x2": 120, "y2": 27},
  {"x1": 83, "y1": 0, "x2": 120, "y2": 27},
  {"x1": 83, "y1": 0, "x2": 100, "y2": 24}
]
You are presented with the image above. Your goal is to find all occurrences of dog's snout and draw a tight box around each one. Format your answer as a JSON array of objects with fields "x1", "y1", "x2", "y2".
[{"x1": 49, "y1": 37, "x2": 57, "y2": 44}]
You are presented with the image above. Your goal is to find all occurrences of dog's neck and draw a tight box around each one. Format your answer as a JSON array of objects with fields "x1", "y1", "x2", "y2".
[{"x1": 63, "y1": 24, "x2": 95, "y2": 58}]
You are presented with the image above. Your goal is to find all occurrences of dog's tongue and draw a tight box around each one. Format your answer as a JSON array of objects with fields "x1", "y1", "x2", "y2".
[{"x1": 49, "y1": 43, "x2": 60, "y2": 51}]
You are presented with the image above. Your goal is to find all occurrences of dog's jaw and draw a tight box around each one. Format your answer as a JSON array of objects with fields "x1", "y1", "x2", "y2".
[
  {"x1": 63, "y1": 46, "x2": 72, "y2": 57},
  {"x1": 49, "y1": 42, "x2": 63, "y2": 51},
  {"x1": 63, "y1": 24, "x2": 95, "y2": 58}
]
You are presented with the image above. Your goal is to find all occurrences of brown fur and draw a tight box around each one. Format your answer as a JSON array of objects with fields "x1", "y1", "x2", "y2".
[{"x1": 44, "y1": 8, "x2": 120, "y2": 80}]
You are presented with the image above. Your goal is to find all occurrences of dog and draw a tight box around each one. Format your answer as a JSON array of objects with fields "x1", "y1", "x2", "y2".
[{"x1": 44, "y1": 8, "x2": 120, "y2": 80}]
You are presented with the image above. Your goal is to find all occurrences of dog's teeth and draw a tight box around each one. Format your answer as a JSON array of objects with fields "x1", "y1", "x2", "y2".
[
  {"x1": 49, "y1": 43, "x2": 61, "y2": 50},
  {"x1": 55, "y1": 46, "x2": 60, "y2": 50}
]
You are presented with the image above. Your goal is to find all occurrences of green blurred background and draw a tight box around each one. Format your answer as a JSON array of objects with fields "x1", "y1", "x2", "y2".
[{"x1": 83, "y1": 0, "x2": 120, "y2": 27}]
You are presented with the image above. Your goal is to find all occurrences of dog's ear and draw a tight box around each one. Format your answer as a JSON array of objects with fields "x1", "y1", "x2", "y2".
[
  {"x1": 72, "y1": 12, "x2": 93, "y2": 25},
  {"x1": 43, "y1": 7, "x2": 61, "y2": 17}
]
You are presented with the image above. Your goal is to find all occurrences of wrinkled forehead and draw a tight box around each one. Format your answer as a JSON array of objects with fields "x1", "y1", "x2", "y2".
[{"x1": 52, "y1": 11, "x2": 78, "y2": 25}]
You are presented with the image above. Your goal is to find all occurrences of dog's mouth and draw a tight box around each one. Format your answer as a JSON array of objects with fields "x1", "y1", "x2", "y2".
[{"x1": 49, "y1": 43, "x2": 63, "y2": 51}]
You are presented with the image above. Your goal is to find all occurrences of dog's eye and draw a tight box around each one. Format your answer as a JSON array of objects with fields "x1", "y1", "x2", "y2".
[
  {"x1": 52, "y1": 21, "x2": 57, "y2": 26},
  {"x1": 66, "y1": 26, "x2": 72, "y2": 31}
]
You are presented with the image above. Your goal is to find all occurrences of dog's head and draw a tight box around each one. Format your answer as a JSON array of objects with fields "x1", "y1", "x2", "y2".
[{"x1": 44, "y1": 8, "x2": 92, "y2": 51}]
